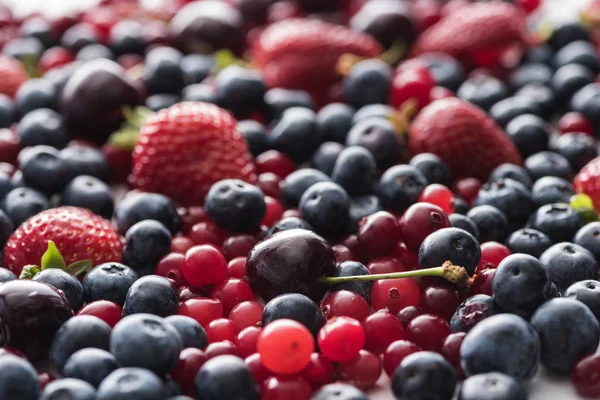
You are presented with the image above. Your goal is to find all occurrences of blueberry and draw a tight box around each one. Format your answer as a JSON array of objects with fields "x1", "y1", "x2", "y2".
[
  {"x1": 15, "y1": 78, "x2": 59, "y2": 116},
  {"x1": 195, "y1": 355, "x2": 259, "y2": 400},
  {"x1": 531, "y1": 298, "x2": 600, "y2": 374},
  {"x1": 571, "y1": 82, "x2": 600, "y2": 134},
  {"x1": 61, "y1": 175, "x2": 114, "y2": 219},
  {"x1": 40, "y1": 378, "x2": 96, "y2": 400},
  {"x1": 2, "y1": 187, "x2": 50, "y2": 227},
  {"x1": 453, "y1": 197, "x2": 470, "y2": 215},
  {"x1": 164, "y1": 378, "x2": 182, "y2": 397},
  {"x1": 264, "y1": 88, "x2": 314, "y2": 122},
  {"x1": 348, "y1": 195, "x2": 384, "y2": 231},
  {"x1": 145, "y1": 93, "x2": 180, "y2": 112},
  {"x1": 97, "y1": 368, "x2": 165, "y2": 400},
  {"x1": 349, "y1": 0, "x2": 415, "y2": 49},
  {"x1": 0, "y1": 94, "x2": 15, "y2": 128},
  {"x1": 505, "y1": 229, "x2": 552, "y2": 258},
  {"x1": 505, "y1": 114, "x2": 549, "y2": 158},
  {"x1": 262, "y1": 293, "x2": 325, "y2": 339},
  {"x1": 83, "y1": 262, "x2": 139, "y2": 306},
  {"x1": 17, "y1": 108, "x2": 68, "y2": 149},
  {"x1": 488, "y1": 163, "x2": 532, "y2": 189},
  {"x1": 0, "y1": 355, "x2": 40, "y2": 400},
  {"x1": 449, "y1": 214, "x2": 480, "y2": 239},
  {"x1": 457, "y1": 74, "x2": 508, "y2": 111},
  {"x1": 550, "y1": 132, "x2": 598, "y2": 171},
  {"x1": 34, "y1": 269, "x2": 84, "y2": 311},
  {"x1": 539, "y1": 242, "x2": 598, "y2": 293},
  {"x1": 451, "y1": 294, "x2": 499, "y2": 333},
  {"x1": 0, "y1": 173, "x2": 16, "y2": 200},
  {"x1": 266, "y1": 217, "x2": 314, "y2": 238},
  {"x1": 378, "y1": 165, "x2": 428, "y2": 213},
  {"x1": 115, "y1": 192, "x2": 180, "y2": 235},
  {"x1": 111, "y1": 313, "x2": 182, "y2": 375},
  {"x1": 317, "y1": 103, "x2": 355, "y2": 144},
  {"x1": 181, "y1": 54, "x2": 214, "y2": 85},
  {"x1": 108, "y1": 19, "x2": 146, "y2": 55},
  {"x1": 237, "y1": 120, "x2": 269, "y2": 158},
  {"x1": 58, "y1": 145, "x2": 111, "y2": 182},
  {"x1": 20, "y1": 16, "x2": 57, "y2": 48},
  {"x1": 492, "y1": 254, "x2": 551, "y2": 317},
  {"x1": 165, "y1": 315, "x2": 208, "y2": 349},
  {"x1": 331, "y1": 146, "x2": 377, "y2": 196},
  {"x1": 554, "y1": 41, "x2": 600, "y2": 73},
  {"x1": 269, "y1": 107, "x2": 320, "y2": 163},
  {"x1": 123, "y1": 275, "x2": 179, "y2": 317},
  {"x1": 182, "y1": 83, "x2": 220, "y2": 104},
  {"x1": 574, "y1": 222, "x2": 600, "y2": 261},
  {"x1": 215, "y1": 66, "x2": 266, "y2": 119},
  {"x1": 460, "y1": 313, "x2": 540, "y2": 380},
  {"x1": 458, "y1": 373, "x2": 528, "y2": 400},
  {"x1": 564, "y1": 280, "x2": 600, "y2": 321},
  {"x1": 474, "y1": 178, "x2": 533, "y2": 228},
  {"x1": 63, "y1": 348, "x2": 120, "y2": 387},
  {"x1": 346, "y1": 117, "x2": 403, "y2": 169},
  {"x1": 343, "y1": 59, "x2": 392, "y2": 108},
  {"x1": 299, "y1": 181, "x2": 350, "y2": 237},
  {"x1": 122, "y1": 220, "x2": 172, "y2": 276},
  {"x1": 205, "y1": 179, "x2": 266, "y2": 233},
  {"x1": 50, "y1": 315, "x2": 112, "y2": 372},
  {"x1": 280, "y1": 168, "x2": 331, "y2": 208},
  {"x1": 20, "y1": 146, "x2": 70, "y2": 195},
  {"x1": 3, "y1": 37, "x2": 44, "y2": 63},
  {"x1": 0, "y1": 266, "x2": 16, "y2": 283},
  {"x1": 525, "y1": 151, "x2": 573, "y2": 181},
  {"x1": 351, "y1": 104, "x2": 393, "y2": 125},
  {"x1": 143, "y1": 46, "x2": 184, "y2": 95},
  {"x1": 531, "y1": 176, "x2": 575, "y2": 208},
  {"x1": 77, "y1": 43, "x2": 115, "y2": 61},
  {"x1": 489, "y1": 96, "x2": 543, "y2": 127},
  {"x1": 509, "y1": 63, "x2": 553, "y2": 91},
  {"x1": 551, "y1": 64, "x2": 595, "y2": 104},
  {"x1": 418, "y1": 227, "x2": 481, "y2": 276},
  {"x1": 60, "y1": 23, "x2": 101, "y2": 52},
  {"x1": 528, "y1": 203, "x2": 584, "y2": 243},
  {"x1": 409, "y1": 153, "x2": 452, "y2": 187},
  {"x1": 391, "y1": 351, "x2": 456, "y2": 400},
  {"x1": 524, "y1": 45, "x2": 554, "y2": 64},
  {"x1": 312, "y1": 142, "x2": 344, "y2": 176},
  {"x1": 515, "y1": 83, "x2": 556, "y2": 118},
  {"x1": 312, "y1": 383, "x2": 368, "y2": 400},
  {"x1": 331, "y1": 261, "x2": 372, "y2": 301},
  {"x1": 548, "y1": 22, "x2": 591, "y2": 50},
  {"x1": 466, "y1": 205, "x2": 509, "y2": 243},
  {"x1": 420, "y1": 53, "x2": 465, "y2": 92}
]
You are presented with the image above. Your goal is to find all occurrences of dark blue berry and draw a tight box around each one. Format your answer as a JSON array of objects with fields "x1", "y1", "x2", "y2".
[
  {"x1": 409, "y1": 153, "x2": 452, "y2": 187},
  {"x1": 15, "y1": 78, "x2": 58, "y2": 117},
  {"x1": 0, "y1": 172, "x2": 16, "y2": 201},
  {"x1": 312, "y1": 383, "x2": 368, "y2": 400},
  {"x1": 215, "y1": 66, "x2": 266, "y2": 119},
  {"x1": 377, "y1": 165, "x2": 428, "y2": 213},
  {"x1": 453, "y1": 197, "x2": 470, "y2": 215},
  {"x1": 488, "y1": 164, "x2": 532, "y2": 189},
  {"x1": 97, "y1": 368, "x2": 164, "y2": 400},
  {"x1": 60, "y1": 23, "x2": 101, "y2": 52},
  {"x1": 0, "y1": 207, "x2": 12, "y2": 248},
  {"x1": 61, "y1": 175, "x2": 114, "y2": 219},
  {"x1": 571, "y1": 82, "x2": 600, "y2": 136},
  {"x1": 237, "y1": 120, "x2": 269, "y2": 158},
  {"x1": 343, "y1": 59, "x2": 392, "y2": 108},
  {"x1": 83, "y1": 262, "x2": 139, "y2": 306},
  {"x1": 115, "y1": 192, "x2": 180, "y2": 235},
  {"x1": 418, "y1": 227, "x2": 481, "y2": 276},
  {"x1": 20, "y1": 146, "x2": 70, "y2": 195},
  {"x1": 458, "y1": 373, "x2": 528, "y2": 400},
  {"x1": 460, "y1": 313, "x2": 540, "y2": 381},
  {"x1": 348, "y1": 195, "x2": 384, "y2": 231},
  {"x1": 2, "y1": 187, "x2": 50, "y2": 227},
  {"x1": 262, "y1": 293, "x2": 325, "y2": 339},
  {"x1": 269, "y1": 107, "x2": 320, "y2": 163},
  {"x1": 552, "y1": 63, "x2": 595, "y2": 104},
  {"x1": 528, "y1": 203, "x2": 584, "y2": 243},
  {"x1": 280, "y1": 168, "x2": 330, "y2": 208},
  {"x1": 331, "y1": 260, "x2": 372, "y2": 301},
  {"x1": 317, "y1": 103, "x2": 354, "y2": 144},
  {"x1": 34, "y1": 268, "x2": 84, "y2": 311},
  {"x1": 312, "y1": 142, "x2": 344, "y2": 176},
  {"x1": 182, "y1": 83, "x2": 220, "y2": 104},
  {"x1": 63, "y1": 348, "x2": 120, "y2": 388},
  {"x1": 0, "y1": 355, "x2": 40, "y2": 400},
  {"x1": 457, "y1": 74, "x2": 508, "y2": 111},
  {"x1": 331, "y1": 146, "x2": 377, "y2": 196},
  {"x1": 449, "y1": 213, "x2": 480, "y2": 239},
  {"x1": 145, "y1": 93, "x2": 180, "y2": 112},
  {"x1": 509, "y1": 63, "x2": 553, "y2": 91},
  {"x1": 40, "y1": 378, "x2": 96, "y2": 400},
  {"x1": 123, "y1": 275, "x2": 179, "y2": 317},
  {"x1": 165, "y1": 315, "x2": 208, "y2": 349},
  {"x1": 505, "y1": 114, "x2": 550, "y2": 158},
  {"x1": 0, "y1": 266, "x2": 16, "y2": 283},
  {"x1": 0, "y1": 94, "x2": 15, "y2": 128},
  {"x1": 143, "y1": 46, "x2": 184, "y2": 95},
  {"x1": 164, "y1": 378, "x2": 181, "y2": 397},
  {"x1": 505, "y1": 229, "x2": 552, "y2": 258},
  {"x1": 539, "y1": 242, "x2": 598, "y2": 294},
  {"x1": 564, "y1": 280, "x2": 600, "y2": 322},
  {"x1": 391, "y1": 351, "x2": 456, "y2": 400},
  {"x1": 525, "y1": 151, "x2": 573, "y2": 182},
  {"x1": 20, "y1": 17, "x2": 57, "y2": 48},
  {"x1": 346, "y1": 117, "x2": 403, "y2": 169},
  {"x1": 205, "y1": 179, "x2": 266, "y2": 233},
  {"x1": 50, "y1": 315, "x2": 112, "y2": 372},
  {"x1": 450, "y1": 294, "x2": 499, "y2": 333},
  {"x1": 59, "y1": 145, "x2": 111, "y2": 182},
  {"x1": 531, "y1": 298, "x2": 600, "y2": 375},
  {"x1": 489, "y1": 96, "x2": 543, "y2": 127},
  {"x1": 492, "y1": 254, "x2": 551, "y2": 317},
  {"x1": 420, "y1": 53, "x2": 465, "y2": 91},
  {"x1": 17, "y1": 108, "x2": 68, "y2": 149},
  {"x1": 515, "y1": 83, "x2": 556, "y2": 118},
  {"x1": 466, "y1": 205, "x2": 509, "y2": 243},
  {"x1": 351, "y1": 104, "x2": 393, "y2": 125},
  {"x1": 122, "y1": 220, "x2": 172, "y2": 277},
  {"x1": 266, "y1": 217, "x2": 314, "y2": 238},
  {"x1": 574, "y1": 221, "x2": 600, "y2": 261},
  {"x1": 194, "y1": 355, "x2": 258, "y2": 400},
  {"x1": 531, "y1": 176, "x2": 575, "y2": 208},
  {"x1": 3, "y1": 37, "x2": 44, "y2": 63},
  {"x1": 554, "y1": 41, "x2": 600, "y2": 73},
  {"x1": 299, "y1": 181, "x2": 350, "y2": 237},
  {"x1": 524, "y1": 45, "x2": 554, "y2": 64},
  {"x1": 76, "y1": 44, "x2": 115, "y2": 62},
  {"x1": 181, "y1": 54, "x2": 214, "y2": 85},
  {"x1": 264, "y1": 88, "x2": 314, "y2": 122},
  {"x1": 548, "y1": 22, "x2": 591, "y2": 50},
  {"x1": 550, "y1": 132, "x2": 598, "y2": 172},
  {"x1": 110, "y1": 313, "x2": 182, "y2": 376},
  {"x1": 474, "y1": 178, "x2": 533, "y2": 228},
  {"x1": 109, "y1": 20, "x2": 146, "y2": 56}
]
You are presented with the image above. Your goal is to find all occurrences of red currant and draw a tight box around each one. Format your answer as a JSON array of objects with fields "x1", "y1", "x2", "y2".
[
  {"x1": 155, "y1": 253, "x2": 186, "y2": 287},
  {"x1": 321, "y1": 290, "x2": 370, "y2": 321},
  {"x1": 262, "y1": 376, "x2": 312, "y2": 400},
  {"x1": 205, "y1": 341, "x2": 240, "y2": 359},
  {"x1": 419, "y1": 282, "x2": 460, "y2": 321},
  {"x1": 418, "y1": 184, "x2": 456, "y2": 214},
  {"x1": 222, "y1": 235, "x2": 257, "y2": 261},
  {"x1": 178, "y1": 286, "x2": 207, "y2": 302},
  {"x1": 206, "y1": 318, "x2": 236, "y2": 343},
  {"x1": 229, "y1": 300, "x2": 263, "y2": 332},
  {"x1": 558, "y1": 112, "x2": 594, "y2": 136},
  {"x1": 471, "y1": 269, "x2": 495, "y2": 296},
  {"x1": 391, "y1": 242, "x2": 419, "y2": 270},
  {"x1": 172, "y1": 348, "x2": 207, "y2": 396},
  {"x1": 357, "y1": 211, "x2": 402, "y2": 261},
  {"x1": 301, "y1": 353, "x2": 336, "y2": 389},
  {"x1": 245, "y1": 353, "x2": 271, "y2": 385},
  {"x1": 405, "y1": 314, "x2": 451, "y2": 352},
  {"x1": 441, "y1": 332, "x2": 466, "y2": 380},
  {"x1": 171, "y1": 236, "x2": 195, "y2": 254},
  {"x1": 480, "y1": 241, "x2": 511, "y2": 266},
  {"x1": 235, "y1": 326, "x2": 261, "y2": 358},
  {"x1": 318, "y1": 317, "x2": 366, "y2": 363},
  {"x1": 258, "y1": 319, "x2": 314, "y2": 374},
  {"x1": 39, "y1": 46, "x2": 73, "y2": 74},
  {"x1": 453, "y1": 178, "x2": 482, "y2": 205},
  {"x1": 178, "y1": 206, "x2": 208, "y2": 235},
  {"x1": 183, "y1": 245, "x2": 228, "y2": 287},
  {"x1": 367, "y1": 257, "x2": 406, "y2": 274},
  {"x1": 362, "y1": 309, "x2": 405, "y2": 355},
  {"x1": 227, "y1": 257, "x2": 247, "y2": 279},
  {"x1": 371, "y1": 278, "x2": 421, "y2": 314},
  {"x1": 179, "y1": 298, "x2": 223, "y2": 327},
  {"x1": 400, "y1": 203, "x2": 450, "y2": 253},
  {"x1": 189, "y1": 221, "x2": 227, "y2": 246},
  {"x1": 262, "y1": 196, "x2": 284, "y2": 227},
  {"x1": 572, "y1": 353, "x2": 600, "y2": 398},
  {"x1": 332, "y1": 244, "x2": 356, "y2": 263},
  {"x1": 383, "y1": 340, "x2": 422, "y2": 377},
  {"x1": 337, "y1": 349, "x2": 382, "y2": 390},
  {"x1": 397, "y1": 306, "x2": 424, "y2": 328},
  {"x1": 211, "y1": 278, "x2": 254, "y2": 315},
  {"x1": 257, "y1": 173, "x2": 282, "y2": 199},
  {"x1": 256, "y1": 150, "x2": 296, "y2": 178},
  {"x1": 76, "y1": 300, "x2": 121, "y2": 328},
  {"x1": 390, "y1": 63, "x2": 435, "y2": 110}
]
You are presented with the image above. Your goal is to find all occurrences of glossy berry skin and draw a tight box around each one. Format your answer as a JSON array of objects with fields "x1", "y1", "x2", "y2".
[
  {"x1": 63, "y1": 348, "x2": 120, "y2": 388},
  {"x1": 96, "y1": 368, "x2": 164, "y2": 400},
  {"x1": 15, "y1": 79, "x2": 59, "y2": 117},
  {"x1": 450, "y1": 294, "x2": 499, "y2": 333},
  {"x1": 505, "y1": 114, "x2": 549, "y2": 158},
  {"x1": 357, "y1": 211, "x2": 401, "y2": 261},
  {"x1": 420, "y1": 283, "x2": 460, "y2": 322},
  {"x1": 262, "y1": 293, "x2": 325, "y2": 339},
  {"x1": 258, "y1": 319, "x2": 314, "y2": 374},
  {"x1": 346, "y1": 118, "x2": 404, "y2": 170},
  {"x1": 321, "y1": 290, "x2": 370, "y2": 321},
  {"x1": 528, "y1": 203, "x2": 584, "y2": 244},
  {"x1": 344, "y1": 59, "x2": 392, "y2": 109},
  {"x1": 378, "y1": 165, "x2": 429, "y2": 214},
  {"x1": 110, "y1": 313, "x2": 183, "y2": 376},
  {"x1": 269, "y1": 107, "x2": 320, "y2": 163},
  {"x1": 574, "y1": 222, "x2": 600, "y2": 261},
  {"x1": 464, "y1": 205, "x2": 508, "y2": 243},
  {"x1": 337, "y1": 349, "x2": 382, "y2": 391},
  {"x1": 539, "y1": 243, "x2": 598, "y2": 294},
  {"x1": 392, "y1": 351, "x2": 456, "y2": 400},
  {"x1": 114, "y1": 192, "x2": 180, "y2": 236},
  {"x1": 401, "y1": 203, "x2": 450, "y2": 254},
  {"x1": 61, "y1": 175, "x2": 114, "y2": 219},
  {"x1": 211, "y1": 279, "x2": 255, "y2": 315},
  {"x1": 419, "y1": 184, "x2": 456, "y2": 214},
  {"x1": 362, "y1": 310, "x2": 405, "y2": 355},
  {"x1": 331, "y1": 146, "x2": 377, "y2": 196},
  {"x1": 17, "y1": 108, "x2": 68, "y2": 149},
  {"x1": 316, "y1": 103, "x2": 355, "y2": 144},
  {"x1": 564, "y1": 280, "x2": 600, "y2": 321},
  {"x1": 183, "y1": 245, "x2": 228, "y2": 288},
  {"x1": 40, "y1": 378, "x2": 96, "y2": 400},
  {"x1": 572, "y1": 353, "x2": 600, "y2": 398},
  {"x1": 0, "y1": 355, "x2": 40, "y2": 400},
  {"x1": 123, "y1": 275, "x2": 179, "y2": 317},
  {"x1": 318, "y1": 317, "x2": 365, "y2": 363},
  {"x1": 460, "y1": 314, "x2": 540, "y2": 381},
  {"x1": 0, "y1": 267, "x2": 16, "y2": 283},
  {"x1": 83, "y1": 263, "x2": 138, "y2": 306},
  {"x1": 195, "y1": 355, "x2": 259, "y2": 400},
  {"x1": 531, "y1": 298, "x2": 600, "y2": 375},
  {"x1": 418, "y1": 227, "x2": 481, "y2": 276},
  {"x1": 448, "y1": 214, "x2": 479, "y2": 239},
  {"x1": 440, "y1": 332, "x2": 466, "y2": 379},
  {"x1": 215, "y1": 66, "x2": 266, "y2": 119},
  {"x1": 20, "y1": 146, "x2": 70, "y2": 196},
  {"x1": 312, "y1": 383, "x2": 368, "y2": 400},
  {"x1": 76, "y1": 300, "x2": 122, "y2": 328},
  {"x1": 33, "y1": 268, "x2": 84, "y2": 312},
  {"x1": 558, "y1": 111, "x2": 593, "y2": 136},
  {"x1": 457, "y1": 74, "x2": 508, "y2": 111},
  {"x1": 237, "y1": 120, "x2": 269, "y2": 158},
  {"x1": 235, "y1": 326, "x2": 261, "y2": 357},
  {"x1": 371, "y1": 277, "x2": 421, "y2": 314},
  {"x1": 171, "y1": 348, "x2": 208, "y2": 396},
  {"x1": 383, "y1": 340, "x2": 422, "y2": 377},
  {"x1": 246, "y1": 229, "x2": 336, "y2": 302},
  {"x1": 280, "y1": 168, "x2": 330, "y2": 208},
  {"x1": 531, "y1": 176, "x2": 575, "y2": 208},
  {"x1": 261, "y1": 376, "x2": 312, "y2": 400},
  {"x1": 550, "y1": 132, "x2": 597, "y2": 172},
  {"x1": 475, "y1": 178, "x2": 533, "y2": 228},
  {"x1": 458, "y1": 373, "x2": 528, "y2": 400},
  {"x1": 330, "y1": 261, "x2": 372, "y2": 301},
  {"x1": 266, "y1": 216, "x2": 314, "y2": 238},
  {"x1": 405, "y1": 314, "x2": 451, "y2": 353},
  {"x1": 299, "y1": 181, "x2": 350, "y2": 237},
  {"x1": 552, "y1": 64, "x2": 595, "y2": 105},
  {"x1": 301, "y1": 353, "x2": 336, "y2": 389},
  {"x1": 205, "y1": 179, "x2": 266, "y2": 233},
  {"x1": 312, "y1": 142, "x2": 344, "y2": 176},
  {"x1": 389, "y1": 63, "x2": 435, "y2": 111},
  {"x1": 409, "y1": 153, "x2": 452, "y2": 187},
  {"x1": 349, "y1": 195, "x2": 385, "y2": 232},
  {"x1": 525, "y1": 151, "x2": 573, "y2": 182}
]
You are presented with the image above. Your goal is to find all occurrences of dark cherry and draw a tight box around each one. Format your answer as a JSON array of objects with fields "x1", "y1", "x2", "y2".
[
  {"x1": 397, "y1": 306, "x2": 424, "y2": 328},
  {"x1": 441, "y1": 332, "x2": 466, "y2": 380},
  {"x1": 405, "y1": 314, "x2": 451, "y2": 353},
  {"x1": 572, "y1": 353, "x2": 600, "y2": 398},
  {"x1": 419, "y1": 282, "x2": 460, "y2": 321},
  {"x1": 356, "y1": 211, "x2": 401, "y2": 261}
]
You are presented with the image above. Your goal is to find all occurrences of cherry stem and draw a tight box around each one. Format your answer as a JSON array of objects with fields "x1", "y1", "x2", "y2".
[{"x1": 321, "y1": 261, "x2": 472, "y2": 288}]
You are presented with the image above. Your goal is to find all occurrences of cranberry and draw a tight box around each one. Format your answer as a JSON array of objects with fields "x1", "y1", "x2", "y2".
[
  {"x1": 262, "y1": 196, "x2": 284, "y2": 227},
  {"x1": 205, "y1": 341, "x2": 240, "y2": 359},
  {"x1": 183, "y1": 245, "x2": 228, "y2": 287},
  {"x1": 397, "y1": 306, "x2": 424, "y2": 328},
  {"x1": 400, "y1": 203, "x2": 450, "y2": 253},
  {"x1": 76, "y1": 300, "x2": 121, "y2": 328},
  {"x1": 189, "y1": 221, "x2": 227, "y2": 246},
  {"x1": 441, "y1": 332, "x2": 466, "y2": 380},
  {"x1": 367, "y1": 257, "x2": 406, "y2": 274},
  {"x1": 211, "y1": 278, "x2": 255, "y2": 315},
  {"x1": 256, "y1": 150, "x2": 296, "y2": 178},
  {"x1": 420, "y1": 282, "x2": 460, "y2": 321},
  {"x1": 558, "y1": 112, "x2": 594, "y2": 136},
  {"x1": 471, "y1": 269, "x2": 495, "y2": 296},
  {"x1": 172, "y1": 348, "x2": 208, "y2": 396},
  {"x1": 301, "y1": 353, "x2": 336, "y2": 389},
  {"x1": 479, "y1": 241, "x2": 511, "y2": 266},
  {"x1": 235, "y1": 326, "x2": 262, "y2": 358},
  {"x1": 391, "y1": 242, "x2": 420, "y2": 270},
  {"x1": 222, "y1": 235, "x2": 257, "y2": 261},
  {"x1": 179, "y1": 298, "x2": 224, "y2": 327},
  {"x1": 390, "y1": 63, "x2": 435, "y2": 110},
  {"x1": 371, "y1": 278, "x2": 421, "y2": 314},
  {"x1": 258, "y1": 319, "x2": 314, "y2": 374},
  {"x1": 341, "y1": 234, "x2": 361, "y2": 258},
  {"x1": 405, "y1": 314, "x2": 451, "y2": 353},
  {"x1": 229, "y1": 300, "x2": 263, "y2": 332},
  {"x1": 262, "y1": 376, "x2": 312, "y2": 400},
  {"x1": 572, "y1": 353, "x2": 600, "y2": 397},
  {"x1": 318, "y1": 317, "x2": 365, "y2": 363},
  {"x1": 257, "y1": 172, "x2": 282, "y2": 199},
  {"x1": 383, "y1": 340, "x2": 422, "y2": 377},
  {"x1": 39, "y1": 46, "x2": 74, "y2": 74},
  {"x1": 418, "y1": 184, "x2": 456, "y2": 214},
  {"x1": 246, "y1": 353, "x2": 271, "y2": 385},
  {"x1": 155, "y1": 252, "x2": 186, "y2": 287},
  {"x1": 362, "y1": 310, "x2": 405, "y2": 355},
  {"x1": 206, "y1": 318, "x2": 237, "y2": 343},
  {"x1": 357, "y1": 211, "x2": 401, "y2": 261},
  {"x1": 178, "y1": 206, "x2": 208, "y2": 234},
  {"x1": 227, "y1": 257, "x2": 247, "y2": 279},
  {"x1": 337, "y1": 349, "x2": 382, "y2": 390},
  {"x1": 453, "y1": 178, "x2": 482, "y2": 205},
  {"x1": 171, "y1": 236, "x2": 195, "y2": 254},
  {"x1": 321, "y1": 290, "x2": 370, "y2": 321}
]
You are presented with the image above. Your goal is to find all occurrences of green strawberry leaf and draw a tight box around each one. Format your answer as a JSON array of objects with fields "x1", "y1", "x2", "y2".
[
  {"x1": 66, "y1": 260, "x2": 93, "y2": 278},
  {"x1": 41, "y1": 241, "x2": 66, "y2": 271},
  {"x1": 20, "y1": 265, "x2": 41, "y2": 279}
]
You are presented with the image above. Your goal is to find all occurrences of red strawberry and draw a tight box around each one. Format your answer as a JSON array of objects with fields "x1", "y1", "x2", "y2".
[
  {"x1": 410, "y1": 2, "x2": 527, "y2": 66},
  {"x1": 574, "y1": 157, "x2": 600, "y2": 212},
  {"x1": 252, "y1": 18, "x2": 382, "y2": 93},
  {"x1": 409, "y1": 97, "x2": 522, "y2": 180},
  {"x1": 0, "y1": 55, "x2": 28, "y2": 98},
  {"x1": 3, "y1": 206, "x2": 122, "y2": 275},
  {"x1": 130, "y1": 102, "x2": 256, "y2": 206}
]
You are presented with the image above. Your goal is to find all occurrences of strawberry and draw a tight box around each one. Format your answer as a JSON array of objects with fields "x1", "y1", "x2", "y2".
[
  {"x1": 252, "y1": 18, "x2": 382, "y2": 94},
  {"x1": 574, "y1": 157, "x2": 600, "y2": 212},
  {"x1": 130, "y1": 102, "x2": 256, "y2": 206},
  {"x1": 410, "y1": 2, "x2": 527, "y2": 66},
  {"x1": 409, "y1": 97, "x2": 522, "y2": 180},
  {"x1": 0, "y1": 55, "x2": 28, "y2": 98},
  {"x1": 3, "y1": 206, "x2": 122, "y2": 276}
]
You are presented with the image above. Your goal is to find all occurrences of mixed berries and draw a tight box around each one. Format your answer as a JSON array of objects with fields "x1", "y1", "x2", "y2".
[{"x1": 2, "y1": 0, "x2": 600, "y2": 399}]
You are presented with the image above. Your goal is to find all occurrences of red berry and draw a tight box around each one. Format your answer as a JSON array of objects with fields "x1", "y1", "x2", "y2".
[
  {"x1": 101, "y1": 144, "x2": 132, "y2": 183},
  {"x1": 179, "y1": 298, "x2": 224, "y2": 327},
  {"x1": 245, "y1": 353, "x2": 271, "y2": 385},
  {"x1": 440, "y1": 332, "x2": 466, "y2": 380},
  {"x1": 258, "y1": 319, "x2": 314, "y2": 374},
  {"x1": 391, "y1": 242, "x2": 420, "y2": 270},
  {"x1": 178, "y1": 206, "x2": 209, "y2": 235},
  {"x1": 172, "y1": 348, "x2": 207, "y2": 396},
  {"x1": 337, "y1": 349, "x2": 382, "y2": 390},
  {"x1": 211, "y1": 278, "x2": 254, "y2": 315},
  {"x1": 572, "y1": 353, "x2": 600, "y2": 398},
  {"x1": 227, "y1": 257, "x2": 247, "y2": 279},
  {"x1": 362, "y1": 310, "x2": 405, "y2": 355},
  {"x1": 178, "y1": 286, "x2": 207, "y2": 302},
  {"x1": 405, "y1": 314, "x2": 451, "y2": 352},
  {"x1": 262, "y1": 196, "x2": 284, "y2": 227},
  {"x1": 419, "y1": 282, "x2": 461, "y2": 321},
  {"x1": 222, "y1": 235, "x2": 257, "y2": 261},
  {"x1": 76, "y1": 300, "x2": 121, "y2": 328},
  {"x1": 418, "y1": 184, "x2": 456, "y2": 214},
  {"x1": 453, "y1": 178, "x2": 482, "y2": 205},
  {"x1": 390, "y1": 63, "x2": 435, "y2": 110},
  {"x1": 332, "y1": 244, "x2": 356, "y2": 263},
  {"x1": 39, "y1": 46, "x2": 74, "y2": 74},
  {"x1": 38, "y1": 373, "x2": 55, "y2": 390},
  {"x1": 262, "y1": 376, "x2": 312, "y2": 400},
  {"x1": 171, "y1": 236, "x2": 195, "y2": 254},
  {"x1": 0, "y1": 55, "x2": 28, "y2": 98},
  {"x1": 411, "y1": 0, "x2": 443, "y2": 31},
  {"x1": 205, "y1": 341, "x2": 240, "y2": 359},
  {"x1": 183, "y1": 245, "x2": 228, "y2": 288},
  {"x1": 229, "y1": 300, "x2": 263, "y2": 332},
  {"x1": 206, "y1": 318, "x2": 237, "y2": 343},
  {"x1": 301, "y1": 353, "x2": 336, "y2": 389},
  {"x1": 282, "y1": 208, "x2": 302, "y2": 219},
  {"x1": 367, "y1": 257, "x2": 406, "y2": 275},
  {"x1": 341, "y1": 234, "x2": 361, "y2": 258},
  {"x1": 156, "y1": 253, "x2": 186, "y2": 287},
  {"x1": 189, "y1": 221, "x2": 227, "y2": 246},
  {"x1": 321, "y1": 290, "x2": 370, "y2": 321},
  {"x1": 397, "y1": 306, "x2": 424, "y2": 328},
  {"x1": 480, "y1": 241, "x2": 511, "y2": 266},
  {"x1": 400, "y1": 203, "x2": 451, "y2": 253},
  {"x1": 558, "y1": 112, "x2": 594, "y2": 136},
  {"x1": 471, "y1": 268, "x2": 495, "y2": 296},
  {"x1": 318, "y1": 317, "x2": 365, "y2": 363},
  {"x1": 371, "y1": 278, "x2": 421, "y2": 314},
  {"x1": 257, "y1": 173, "x2": 282, "y2": 199},
  {"x1": 357, "y1": 211, "x2": 401, "y2": 261},
  {"x1": 515, "y1": 0, "x2": 541, "y2": 13},
  {"x1": 383, "y1": 340, "x2": 422, "y2": 377},
  {"x1": 256, "y1": 150, "x2": 296, "y2": 178},
  {"x1": 235, "y1": 326, "x2": 262, "y2": 358},
  {"x1": 429, "y1": 86, "x2": 454, "y2": 101}
]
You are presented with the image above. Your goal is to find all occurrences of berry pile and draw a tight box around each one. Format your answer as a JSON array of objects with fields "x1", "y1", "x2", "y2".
[{"x1": 2, "y1": 0, "x2": 600, "y2": 399}]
